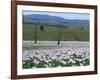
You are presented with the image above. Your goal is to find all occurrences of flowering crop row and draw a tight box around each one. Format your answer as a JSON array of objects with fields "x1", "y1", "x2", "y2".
[{"x1": 23, "y1": 46, "x2": 89, "y2": 69}]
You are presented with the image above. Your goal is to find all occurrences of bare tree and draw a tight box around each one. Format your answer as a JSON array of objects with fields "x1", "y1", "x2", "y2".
[
  {"x1": 34, "y1": 26, "x2": 37, "y2": 43},
  {"x1": 57, "y1": 28, "x2": 63, "y2": 45}
]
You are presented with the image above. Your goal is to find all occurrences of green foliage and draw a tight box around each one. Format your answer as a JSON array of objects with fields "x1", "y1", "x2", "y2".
[
  {"x1": 73, "y1": 60, "x2": 80, "y2": 66},
  {"x1": 63, "y1": 59, "x2": 69, "y2": 62},
  {"x1": 22, "y1": 58, "x2": 90, "y2": 69},
  {"x1": 83, "y1": 58, "x2": 90, "y2": 66},
  {"x1": 48, "y1": 59, "x2": 61, "y2": 67},
  {"x1": 23, "y1": 59, "x2": 34, "y2": 69},
  {"x1": 61, "y1": 62, "x2": 73, "y2": 67},
  {"x1": 35, "y1": 62, "x2": 46, "y2": 68}
]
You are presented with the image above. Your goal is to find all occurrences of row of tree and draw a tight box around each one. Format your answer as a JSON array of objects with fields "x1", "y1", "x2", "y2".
[{"x1": 34, "y1": 25, "x2": 62, "y2": 45}]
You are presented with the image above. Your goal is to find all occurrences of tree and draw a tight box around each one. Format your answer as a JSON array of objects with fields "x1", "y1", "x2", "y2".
[
  {"x1": 80, "y1": 27, "x2": 84, "y2": 30},
  {"x1": 34, "y1": 26, "x2": 37, "y2": 43},
  {"x1": 40, "y1": 25, "x2": 44, "y2": 31},
  {"x1": 57, "y1": 28, "x2": 62, "y2": 45}
]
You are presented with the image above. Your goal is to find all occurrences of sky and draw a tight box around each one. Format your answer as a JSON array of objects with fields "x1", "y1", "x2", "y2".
[{"x1": 23, "y1": 10, "x2": 90, "y2": 20}]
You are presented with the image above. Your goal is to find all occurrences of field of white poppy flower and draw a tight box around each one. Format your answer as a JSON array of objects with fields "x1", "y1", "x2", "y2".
[{"x1": 22, "y1": 41, "x2": 90, "y2": 69}]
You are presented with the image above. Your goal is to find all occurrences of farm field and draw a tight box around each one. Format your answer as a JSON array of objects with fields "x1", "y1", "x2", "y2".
[
  {"x1": 23, "y1": 23, "x2": 89, "y2": 41},
  {"x1": 22, "y1": 41, "x2": 90, "y2": 69}
]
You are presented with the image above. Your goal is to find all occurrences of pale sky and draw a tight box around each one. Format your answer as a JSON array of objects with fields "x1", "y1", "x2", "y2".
[{"x1": 23, "y1": 10, "x2": 90, "y2": 20}]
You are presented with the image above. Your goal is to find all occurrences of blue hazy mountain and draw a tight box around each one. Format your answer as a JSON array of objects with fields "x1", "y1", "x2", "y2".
[{"x1": 23, "y1": 14, "x2": 89, "y2": 24}]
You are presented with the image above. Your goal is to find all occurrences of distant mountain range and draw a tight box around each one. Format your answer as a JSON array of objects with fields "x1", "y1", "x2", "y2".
[{"x1": 23, "y1": 14, "x2": 89, "y2": 24}]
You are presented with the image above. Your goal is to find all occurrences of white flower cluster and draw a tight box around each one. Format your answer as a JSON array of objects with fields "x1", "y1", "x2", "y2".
[{"x1": 23, "y1": 46, "x2": 89, "y2": 68}]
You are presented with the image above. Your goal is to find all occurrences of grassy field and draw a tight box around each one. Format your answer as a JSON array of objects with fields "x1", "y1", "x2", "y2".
[{"x1": 23, "y1": 23, "x2": 89, "y2": 41}]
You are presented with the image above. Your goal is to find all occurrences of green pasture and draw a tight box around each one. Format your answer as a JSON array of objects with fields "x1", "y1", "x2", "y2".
[{"x1": 23, "y1": 23, "x2": 89, "y2": 41}]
